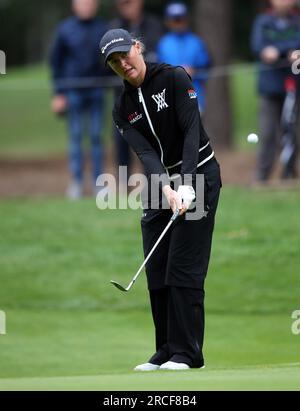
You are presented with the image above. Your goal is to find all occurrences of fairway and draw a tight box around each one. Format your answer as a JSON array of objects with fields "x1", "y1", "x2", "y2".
[
  {"x1": 1, "y1": 364, "x2": 299, "y2": 391},
  {"x1": 0, "y1": 187, "x2": 300, "y2": 390}
]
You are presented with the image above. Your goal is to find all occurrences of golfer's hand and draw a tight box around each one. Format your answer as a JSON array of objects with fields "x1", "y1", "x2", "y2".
[
  {"x1": 177, "y1": 185, "x2": 196, "y2": 211},
  {"x1": 162, "y1": 185, "x2": 186, "y2": 215},
  {"x1": 51, "y1": 95, "x2": 68, "y2": 114}
]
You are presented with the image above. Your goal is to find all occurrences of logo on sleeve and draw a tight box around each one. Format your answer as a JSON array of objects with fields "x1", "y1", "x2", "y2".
[
  {"x1": 152, "y1": 89, "x2": 169, "y2": 112},
  {"x1": 188, "y1": 89, "x2": 197, "y2": 99}
]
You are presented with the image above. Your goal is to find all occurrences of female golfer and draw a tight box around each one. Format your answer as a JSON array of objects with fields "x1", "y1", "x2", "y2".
[{"x1": 100, "y1": 29, "x2": 221, "y2": 371}]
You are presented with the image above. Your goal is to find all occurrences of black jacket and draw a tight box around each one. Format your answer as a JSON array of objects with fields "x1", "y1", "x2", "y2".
[{"x1": 113, "y1": 63, "x2": 214, "y2": 181}]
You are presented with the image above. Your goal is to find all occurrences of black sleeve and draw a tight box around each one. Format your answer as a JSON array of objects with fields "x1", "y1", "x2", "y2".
[
  {"x1": 112, "y1": 104, "x2": 168, "y2": 180},
  {"x1": 174, "y1": 67, "x2": 206, "y2": 178}
]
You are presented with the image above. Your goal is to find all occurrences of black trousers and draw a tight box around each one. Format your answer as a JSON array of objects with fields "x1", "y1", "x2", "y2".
[{"x1": 141, "y1": 160, "x2": 221, "y2": 368}]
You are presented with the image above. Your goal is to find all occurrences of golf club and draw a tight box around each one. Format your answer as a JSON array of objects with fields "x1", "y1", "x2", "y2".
[{"x1": 110, "y1": 208, "x2": 180, "y2": 292}]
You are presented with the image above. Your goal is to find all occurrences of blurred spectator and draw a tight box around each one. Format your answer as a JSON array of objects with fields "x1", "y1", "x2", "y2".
[
  {"x1": 251, "y1": 0, "x2": 300, "y2": 182},
  {"x1": 50, "y1": 0, "x2": 107, "y2": 199},
  {"x1": 157, "y1": 2, "x2": 211, "y2": 113},
  {"x1": 110, "y1": 0, "x2": 164, "y2": 188},
  {"x1": 110, "y1": 0, "x2": 163, "y2": 63}
]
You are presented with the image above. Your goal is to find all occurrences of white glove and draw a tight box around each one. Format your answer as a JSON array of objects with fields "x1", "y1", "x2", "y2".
[{"x1": 177, "y1": 185, "x2": 195, "y2": 210}]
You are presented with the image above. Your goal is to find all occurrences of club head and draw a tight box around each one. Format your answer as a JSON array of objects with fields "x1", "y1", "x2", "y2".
[{"x1": 110, "y1": 280, "x2": 129, "y2": 292}]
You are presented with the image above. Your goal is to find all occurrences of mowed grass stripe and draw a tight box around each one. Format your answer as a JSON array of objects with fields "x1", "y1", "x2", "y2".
[{"x1": 0, "y1": 365, "x2": 299, "y2": 391}]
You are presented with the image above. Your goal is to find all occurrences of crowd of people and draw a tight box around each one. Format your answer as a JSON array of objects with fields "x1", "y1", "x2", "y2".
[{"x1": 49, "y1": 0, "x2": 300, "y2": 199}]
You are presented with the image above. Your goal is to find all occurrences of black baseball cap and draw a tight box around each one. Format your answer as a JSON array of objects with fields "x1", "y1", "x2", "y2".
[{"x1": 99, "y1": 29, "x2": 134, "y2": 65}]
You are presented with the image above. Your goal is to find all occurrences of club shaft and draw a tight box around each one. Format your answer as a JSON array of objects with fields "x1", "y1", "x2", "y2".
[{"x1": 127, "y1": 209, "x2": 179, "y2": 289}]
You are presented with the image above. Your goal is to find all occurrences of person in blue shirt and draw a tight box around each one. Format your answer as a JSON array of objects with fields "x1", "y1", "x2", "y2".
[
  {"x1": 157, "y1": 2, "x2": 211, "y2": 112},
  {"x1": 251, "y1": 0, "x2": 300, "y2": 181},
  {"x1": 50, "y1": 0, "x2": 108, "y2": 199}
]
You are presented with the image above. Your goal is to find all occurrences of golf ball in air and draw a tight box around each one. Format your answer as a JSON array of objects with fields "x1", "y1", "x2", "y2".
[{"x1": 247, "y1": 133, "x2": 259, "y2": 143}]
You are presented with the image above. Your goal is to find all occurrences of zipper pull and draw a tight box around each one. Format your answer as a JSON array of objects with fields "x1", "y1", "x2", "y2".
[{"x1": 138, "y1": 87, "x2": 142, "y2": 103}]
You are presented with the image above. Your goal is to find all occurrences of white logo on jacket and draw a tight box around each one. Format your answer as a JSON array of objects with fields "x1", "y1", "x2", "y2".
[{"x1": 152, "y1": 89, "x2": 169, "y2": 112}]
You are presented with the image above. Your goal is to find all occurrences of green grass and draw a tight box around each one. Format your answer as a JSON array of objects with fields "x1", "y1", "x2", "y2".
[
  {"x1": 0, "y1": 187, "x2": 300, "y2": 390},
  {"x1": 0, "y1": 65, "x2": 66, "y2": 156},
  {"x1": 0, "y1": 309, "x2": 299, "y2": 390},
  {"x1": 1, "y1": 364, "x2": 299, "y2": 391},
  {"x1": 0, "y1": 63, "x2": 257, "y2": 156}
]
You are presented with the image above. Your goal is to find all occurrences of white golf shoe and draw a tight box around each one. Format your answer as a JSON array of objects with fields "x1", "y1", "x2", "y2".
[
  {"x1": 159, "y1": 361, "x2": 190, "y2": 370},
  {"x1": 134, "y1": 362, "x2": 160, "y2": 372}
]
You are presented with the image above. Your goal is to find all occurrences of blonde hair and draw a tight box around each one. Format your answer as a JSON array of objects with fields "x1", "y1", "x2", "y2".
[{"x1": 132, "y1": 38, "x2": 146, "y2": 55}]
